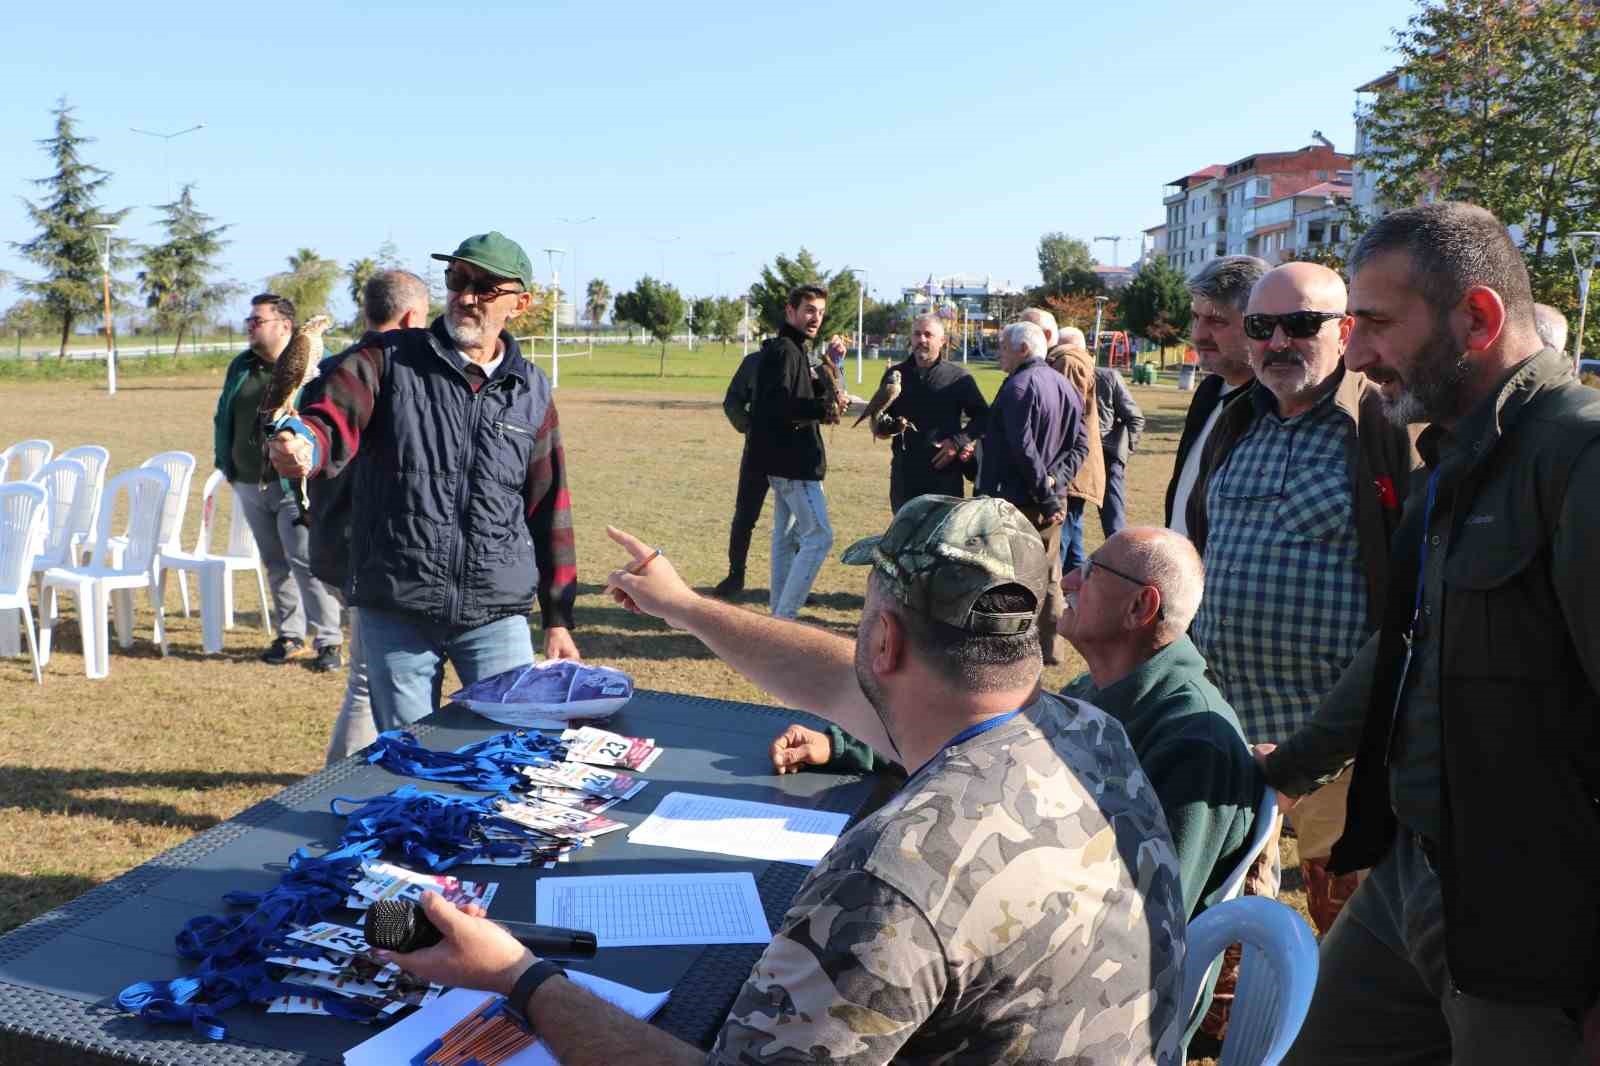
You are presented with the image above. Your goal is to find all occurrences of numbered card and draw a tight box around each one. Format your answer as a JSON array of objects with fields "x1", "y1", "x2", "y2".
[
  {"x1": 496, "y1": 797, "x2": 627, "y2": 839},
  {"x1": 520, "y1": 762, "x2": 647, "y2": 800},
  {"x1": 284, "y1": 922, "x2": 369, "y2": 957},
  {"x1": 561, "y1": 727, "x2": 663, "y2": 771}
]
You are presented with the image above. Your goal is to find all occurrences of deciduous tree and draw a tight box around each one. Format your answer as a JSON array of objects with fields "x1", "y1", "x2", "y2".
[{"x1": 614, "y1": 276, "x2": 685, "y2": 375}]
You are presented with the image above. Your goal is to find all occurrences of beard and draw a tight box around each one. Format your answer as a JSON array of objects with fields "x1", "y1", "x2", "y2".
[
  {"x1": 854, "y1": 613, "x2": 904, "y2": 765},
  {"x1": 1377, "y1": 316, "x2": 1472, "y2": 427},
  {"x1": 443, "y1": 307, "x2": 487, "y2": 349}
]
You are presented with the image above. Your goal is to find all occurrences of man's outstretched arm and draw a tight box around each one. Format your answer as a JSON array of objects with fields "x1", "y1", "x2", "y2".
[{"x1": 604, "y1": 526, "x2": 894, "y2": 758}]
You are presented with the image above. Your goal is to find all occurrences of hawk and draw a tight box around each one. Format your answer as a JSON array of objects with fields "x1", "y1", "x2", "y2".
[
  {"x1": 258, "y1": 314, "x2": 333, "y2": 523},
  {"x1": 854, "y1": 368, "x2": 902, "y2": 427}
]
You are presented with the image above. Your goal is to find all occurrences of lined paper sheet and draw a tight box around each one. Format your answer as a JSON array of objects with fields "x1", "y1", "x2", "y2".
[
  {"x1": 626, "y1": 791, "x2": 849, "y2": 866},
  {"x1": 536, "y1": 872, "x2": 771, "y2": 947}
]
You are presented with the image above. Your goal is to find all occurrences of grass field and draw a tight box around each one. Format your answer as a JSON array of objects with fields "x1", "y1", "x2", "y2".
[{"x1": 0, "y1": 344, "x2": 1295, "y2": 1059}]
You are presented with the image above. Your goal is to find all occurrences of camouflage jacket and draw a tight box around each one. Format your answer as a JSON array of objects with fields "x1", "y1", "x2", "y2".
[{"x1": 709, "y1": 693, "x2": 1185, "y2": 1065}]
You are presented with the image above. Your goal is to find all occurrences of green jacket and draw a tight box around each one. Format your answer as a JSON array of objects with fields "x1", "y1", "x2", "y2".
[
  {"x1": 212, "y1": 350, "x2": 257, "y2": 481},
  {"x1": 1063, "y1": 636, "x2": 1261, "y2": 919}
]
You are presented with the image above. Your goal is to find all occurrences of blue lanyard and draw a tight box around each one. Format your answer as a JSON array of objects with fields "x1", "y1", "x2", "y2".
[
  {"x1": 1411, "y1": 469, "x2": 1443, "y2": 632},
  {"x1": 910, "y1": 707, "x2": 1026, "y2": 780}
]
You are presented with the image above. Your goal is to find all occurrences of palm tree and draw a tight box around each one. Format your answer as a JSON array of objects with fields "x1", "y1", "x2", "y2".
[
  {"x1": 346, "y1": 257, "x2": 378, "y2": 325},
  {"x1": 585, "y1": 279, "x2": 611, "y2": 330}
]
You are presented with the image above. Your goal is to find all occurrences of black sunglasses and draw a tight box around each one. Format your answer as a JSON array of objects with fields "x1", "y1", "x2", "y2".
[
  {"x1": 444, "y1": 267, "x2": 521, "y2": 301},
  {"x1": 1242, "y1": 310, "x2": 1345, "y2": 341}
]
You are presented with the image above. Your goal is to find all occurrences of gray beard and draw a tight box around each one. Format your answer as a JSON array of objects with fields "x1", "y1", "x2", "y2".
[
  {"x1": 1379, "y1": 319, "x2": 1472, "y2": 427},
  {"x1": 443, "y1": 312, "x2": 485, "y2": 350}
]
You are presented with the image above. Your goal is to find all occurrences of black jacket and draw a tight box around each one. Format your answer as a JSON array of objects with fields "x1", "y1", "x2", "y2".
[
  {"x1": 746, "y1": 324, "x2": 831, "y2": 481},
  {"x1": 880, "y1": 356, "x2": 990, "y2": 470},
  {"x1": 1334, "y1": 350, "x2": 1600, "y2": 1009},
  {"x1": 722, "y1": 351, "x2": 762, "y2": 435},
  {"x1": 1162, "y1": 373, "x2": 1255, "y2": 526}
]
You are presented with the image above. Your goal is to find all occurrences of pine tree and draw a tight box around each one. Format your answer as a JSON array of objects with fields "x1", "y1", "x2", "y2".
[
  {"x1": 139, "y1": 184, "x2": 232, "y2": 355},
  {"x1": 1120, "y1": 259, "x2": 1192, "y2": 352},
  {"x1": 747, "y1": 248, "x2": 860, "y2": 342},
  {"x1": 13, "y1": 100, "x2": 132, "y2": 360}
]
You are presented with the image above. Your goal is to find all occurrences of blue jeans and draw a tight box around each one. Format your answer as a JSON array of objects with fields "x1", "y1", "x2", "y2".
[
  {"x1": 768, "y1": 476, "x2": 833, "y2": 620},
  {"x1": 324, "y1": 605, "x2": 375, "y2": 764},
  {"x1": 1060, "y1": 497, "x2": 1088, "y2": 573},
  {"x1": 362, "y1": 609, "x2": 535, "y2": 730}
]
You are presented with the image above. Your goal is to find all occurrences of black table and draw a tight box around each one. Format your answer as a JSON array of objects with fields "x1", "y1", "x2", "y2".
[{"x1": 0, "y1": 691, "x2": 886, "y2": 1065}]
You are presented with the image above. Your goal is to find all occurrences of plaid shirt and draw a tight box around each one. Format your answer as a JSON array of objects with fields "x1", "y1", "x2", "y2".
[{"x1": 1190, "y1": 387, "x2": 1369, "y2": 746}]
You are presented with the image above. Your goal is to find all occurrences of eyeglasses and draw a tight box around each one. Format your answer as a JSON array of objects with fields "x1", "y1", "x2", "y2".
[
  {"x1": 444, "y1": 268, "x2": 521, "y2": 301},
  {"x1": 1079, "y1": 555, "x2": 1166, "y2": 620},
  {"x1": 243, "y1": 315, "x2": 286, "y2": 328},
  {"x1": 1080, "y1": 556, "x2": 1149, "y2": 588},
  {"x1": 1242, "y1": 310, "x2": 1345, "y2": 341}
]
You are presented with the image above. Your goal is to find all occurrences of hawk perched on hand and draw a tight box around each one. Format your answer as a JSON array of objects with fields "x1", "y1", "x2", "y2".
[
  {"x1": 259, "y1": 314, "x2": 332, "y2": 424},
  {"x1": 258, "y1": 314, "x2": 332, "y2": 523},
  {"x1": 854, "y1": 369, "x2": 902, "y2": 427}
]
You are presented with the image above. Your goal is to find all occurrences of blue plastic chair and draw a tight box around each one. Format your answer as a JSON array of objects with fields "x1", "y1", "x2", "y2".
[{"x1": 1182, "y1": 896, "x2": 1319, "y2": 1066}]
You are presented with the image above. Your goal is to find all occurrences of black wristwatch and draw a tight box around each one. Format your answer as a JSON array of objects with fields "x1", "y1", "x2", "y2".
[{"x1": 508, "y1": 959, "x2": 567, "y2": 1021}]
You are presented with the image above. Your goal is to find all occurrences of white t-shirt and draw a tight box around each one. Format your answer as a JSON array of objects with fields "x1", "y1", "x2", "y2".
[{"x1": 1170, "y1": 380, "x2": 1243, "y2": 539}]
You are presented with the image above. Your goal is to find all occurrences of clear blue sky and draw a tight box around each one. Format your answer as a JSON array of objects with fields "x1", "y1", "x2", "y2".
[{"x1": 0, "y1": 0, "x2": 1410, "y2": 323}]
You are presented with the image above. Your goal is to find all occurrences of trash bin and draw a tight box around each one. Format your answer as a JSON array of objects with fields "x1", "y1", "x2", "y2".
[
  {"x1": 1132, "y1": 363, "x2": 1153, "y2": 386},
  {"x1": 869, "y1": 346, "x2": 880, "y2": 360},
  {"x1": 1178, "y1": 365, "x2": 1197, "y2": 391}
]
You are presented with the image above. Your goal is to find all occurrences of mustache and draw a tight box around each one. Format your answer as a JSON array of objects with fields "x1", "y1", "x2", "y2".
[{"x1": 1262, "y1": 350, "x2": 1305, "y2": 369}]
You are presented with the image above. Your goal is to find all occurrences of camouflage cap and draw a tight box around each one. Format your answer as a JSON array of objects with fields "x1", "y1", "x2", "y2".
[{"x1": 840, "y1": 495, "x2": 1047, "y2": 635}]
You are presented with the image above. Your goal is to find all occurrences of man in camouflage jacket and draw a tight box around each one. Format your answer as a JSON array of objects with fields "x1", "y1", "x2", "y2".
[{"x1": 382, "y1": 495, "x2": 1187, "y2": 1065}]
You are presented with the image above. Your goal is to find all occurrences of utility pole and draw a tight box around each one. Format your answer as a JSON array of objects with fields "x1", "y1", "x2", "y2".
[
  {"x1": 556, "y1": 216, "x2": 594, "y2": 335},
  {"x1": 543, "y1": 248, "x2": 566, "y2": 388},
  {"x1": 90, "y1": 224, "x2": 119, "y2": 396},
  {"x1": 741, "y1": 294, "x2": 750, "y2": 357},
  {"x1": 847, "y1": 267, "x2": 868, "y2": 385}
]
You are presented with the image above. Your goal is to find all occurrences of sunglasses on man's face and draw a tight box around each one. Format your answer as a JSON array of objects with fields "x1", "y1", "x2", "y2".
[
  {"x1": 1242, "y1": 310, "x2": 1345, "y2": 341},
  {"x1": 444, "y1": 268, "x2": 520, "y2": 301}
]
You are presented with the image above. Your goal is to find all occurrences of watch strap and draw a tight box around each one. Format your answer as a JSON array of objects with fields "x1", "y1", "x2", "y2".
[{"x1": 508, "y1": 959, "x2": 566, "y2": 1021}]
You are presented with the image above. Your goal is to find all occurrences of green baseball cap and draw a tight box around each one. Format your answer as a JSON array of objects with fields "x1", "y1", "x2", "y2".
[
  {"x1": 431, "y1": 231, "x2": 534, "y2": 289},
  {"x1": 840, "y1": 495, "x2": 1047, "y2": 635}
]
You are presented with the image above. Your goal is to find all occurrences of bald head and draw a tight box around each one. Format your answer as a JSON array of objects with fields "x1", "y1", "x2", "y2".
[
  {"x1": 1245, "y1": 262, "x2": 1352, "y2": 417},
  {"x1": 1058, "y1": 526, "x2": 1205, "y2": 680},
  {"x1": 1533, "y1": 303, "x2": 1569, "y2": 354},
  {"x1": 1107, "y1": 527, "x2": 1204, "y2": 640},
  {"x1": 1020, "y1": 308, "x2": 1058, "y2": 347}
]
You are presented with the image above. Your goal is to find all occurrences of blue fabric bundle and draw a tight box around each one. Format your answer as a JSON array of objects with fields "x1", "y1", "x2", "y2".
[{"x1": 365, "y1": 728, "x2": 566, "y2": 793}]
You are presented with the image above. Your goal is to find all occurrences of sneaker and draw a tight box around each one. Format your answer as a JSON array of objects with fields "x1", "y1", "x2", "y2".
[
  {"x1": 711, "y1": 572, "x2": 745, "y2": 600},
  {"x1": 261, "y1": 636, "x2": 309, "y2": 665},
  {"x1": 310, "y1": 645, "x2": 343, "y2": 673}
]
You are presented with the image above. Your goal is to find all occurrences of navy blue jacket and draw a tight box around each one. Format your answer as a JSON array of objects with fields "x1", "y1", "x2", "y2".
[
  {"x1": 976, "y1": 356, "x2": 1085, "y2": 521},
  {"x1": 298, "y1": 320, "x2": 576, "y2": 631}
]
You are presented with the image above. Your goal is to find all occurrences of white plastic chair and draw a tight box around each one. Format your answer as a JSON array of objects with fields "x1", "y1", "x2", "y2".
[
  {"x1": 158, "y1": 470, "x2": 271, "y2": 653},
  {"x1": 1215, "y1": 786, "x2": 1285, "y2": 904},
  {"x1": 0, "y1": 484, "x2": 49, "y2": 683},
  {"x1": 3, "y1": 440, "x2": 52, "y2": 483},
  {"x1": 1182, "y1": 897, "x2": 1319, "y2": 1066},
  {"x1": 0, "y1": 461, "x2": 89, "y2": 659},
  {"x1": 57, "y1": 445, "x2": 109, "y2": 563},
  {"x1": 38, "y1": 468, "x2": 170, "y2": 679},
  {"x1": 94, "y1": 451, "x2": 195, "y2": 617}
]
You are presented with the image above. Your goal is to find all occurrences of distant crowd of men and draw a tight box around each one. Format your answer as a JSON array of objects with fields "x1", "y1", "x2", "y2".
[{"x1": 232, "y1": 203, "x2": 1597, "y2": 1063}]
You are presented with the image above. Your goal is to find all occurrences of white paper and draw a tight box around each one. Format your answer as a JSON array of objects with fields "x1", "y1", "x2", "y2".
[
  {"x1": 626, "y1": 791, "x2": 848, "y2": 866},
  {"x1": 343, "y1": 974, "x2": 669, "y2": 1066},
  {"x1": 536, "y1": 872, "x2": 772, "y2": 948}
]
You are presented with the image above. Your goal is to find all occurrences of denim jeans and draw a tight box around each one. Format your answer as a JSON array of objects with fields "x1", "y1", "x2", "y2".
[
  {"x1": 323, "y1": 605, "x2": 375, "y2": 764},
  {"x1": 232, "y1": 477, "x2": 342, "y2": 648},
  {"x1": 768, "y1": 476, "x2": 833, "y2": 620},
  {"x1": 1059, "y1": 496, "x2": 1088, "y2": 574},
  {"x1": 362, "y1": 609, "x2": 535, "y2": 730}
]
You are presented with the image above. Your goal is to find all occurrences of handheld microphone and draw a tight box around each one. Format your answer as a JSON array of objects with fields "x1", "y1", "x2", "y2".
[{"x1": 363, "y1": 897, "x2": 598, "y2": 959}]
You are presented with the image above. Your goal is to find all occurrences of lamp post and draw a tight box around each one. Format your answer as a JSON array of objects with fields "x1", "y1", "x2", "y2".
[
  {"x1": 1570, "y1": 231, "x2": 1600, "y2": 368},
  {"x1": 129, "y1": 123, "x2": 204, "y2": 203},
  {"x1": 556, "y1": 216, "x2": 594, "y2": 332},
  {"x1": 543, "y1": 247, "x2": 566, "y2": 389},
  {"x1": 91, "y1": 223, "x2": 118, "y2": 396},
  {"x1": 846, "y1": 267, "x2": 867, "y2": 385},
  {"x1": 1092, "y1": 295, "x2": 1109, "y2": 354},
  {"x1": 647, "y1": 235, "x2": 679, "y2": 278}
]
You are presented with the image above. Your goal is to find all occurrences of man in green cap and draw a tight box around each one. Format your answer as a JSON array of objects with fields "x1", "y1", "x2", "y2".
[
  {"x1": 377, "y1": 496, "x2": 1187, "y2": 1065},
  {"x1": 269, "y1": 232, "x2": 580, "y2": 730}
]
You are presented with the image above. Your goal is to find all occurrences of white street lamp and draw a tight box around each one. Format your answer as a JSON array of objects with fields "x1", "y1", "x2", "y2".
[
  {"x1": 543, "y1": 247, "x2": 566, "y2": 389},
  {"x1": 1570, "y1": 231, "x2": 1600, "y2": 367},
  {"x1": 1092, "y1": 295, "x2": 1110, "y2": 354},
  {"x1": 130, "y1": 123, "x2": 204, "y2": 204},
  {"x1": 846, "y1": 267, "x2": 868, "y2": 385},
  {"x1": 90, "y1": 223, "x2": 119, "y2": 396}
]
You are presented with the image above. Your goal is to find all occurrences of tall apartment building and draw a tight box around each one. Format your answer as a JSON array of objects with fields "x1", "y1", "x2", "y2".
[{"x1": 1161, "y1": 140, "x2": 1353, "y2": 277}]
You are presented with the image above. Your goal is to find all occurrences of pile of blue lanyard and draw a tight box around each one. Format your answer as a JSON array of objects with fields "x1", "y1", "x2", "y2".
[{"x1": 117, "y1": 727, "x2": 571, "y2": 1041}]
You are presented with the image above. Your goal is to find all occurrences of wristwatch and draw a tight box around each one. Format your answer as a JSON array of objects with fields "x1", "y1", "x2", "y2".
[{"x1": 508, "y1": 959, "x2": 567, "y2": 1021}]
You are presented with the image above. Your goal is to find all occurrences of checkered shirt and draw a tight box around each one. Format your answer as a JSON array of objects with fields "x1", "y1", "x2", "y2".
[{"x1": 1189, "y1": 389, "x2": 1370, "y2": 746}]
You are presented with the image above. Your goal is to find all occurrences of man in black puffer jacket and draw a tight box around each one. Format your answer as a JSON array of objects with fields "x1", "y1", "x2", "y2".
[{"x1": 271, "y1": 233, "x2": 580, "y2": 731}]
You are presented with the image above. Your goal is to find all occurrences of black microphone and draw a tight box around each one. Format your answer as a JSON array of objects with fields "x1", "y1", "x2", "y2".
[{"x1": 363, "y1": 897, "x2": 598, "y2": 959}]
